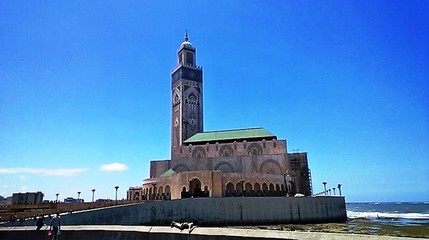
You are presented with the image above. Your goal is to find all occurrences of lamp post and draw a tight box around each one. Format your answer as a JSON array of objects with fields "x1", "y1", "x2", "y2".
[
  {"x1": 333, "y1": 188, "x2": 336, "y2": 195},
  {"x1": 337, "y1": 183, "x2": 342, "y2": 196},
  {"x1": 322, "y1": 181, "x2": 327, "y2": 195},
  {"x1": 115, "y1": 186, "x2": 119, "y2": 203},
  {"x1": 77, "y1": 191, "x2": 81, "y2": 202},
  {"x1": 92, "y1": 189, "x2": 95, "y2": 202},
  {"x1": 56, "y1": 193, "x2": 59, "y2": 203},
  {"x1": 328, "y1": 189, "x2": 331, "y2": 195}
]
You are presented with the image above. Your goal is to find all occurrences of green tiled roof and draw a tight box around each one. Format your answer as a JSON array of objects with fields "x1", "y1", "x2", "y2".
[
  {"x1": 160, "y1": 169, "x2": 176, "y2": 177},
  {"x1": 183, "y1": 127, "x2": 276, "y2": 144}
]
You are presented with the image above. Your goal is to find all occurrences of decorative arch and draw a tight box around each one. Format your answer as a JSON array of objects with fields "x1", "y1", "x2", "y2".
[
  {"x1": 173, "y1": 90, "x2": 181, "y2": 105},
  {"x1": 245, "y1": 182, "x2": 253, "y2": 192},
  {"x1": 214, "y1": 162, "x2": 234, "y2": 173},
  {"x1": 187, "y1": 92, "x2": 197, "y2": 103},
  {"x1": 192, "y1": 146, "x2": 206, "y2": 159},
  {"x1": 189, "y1": 178, "x2": 202, "y2": 197},
  {"x1": 262, "y1": 183, "x2": 268, "y2": 192},
  {"x1": 219, "y1": 145, "x2": 234, "y2": 157},
  {"x1": 158, "y1": 186, "x2": 164, "y2": 194},
  {"x1": 225, "y1": 182, "x2": 234, "y2": 196},
  {"x1": 173, "y1": 164, "x2": 190, "y2": 173},
  {"x1": 165, "y1": 185, "x2": 171, "y2": 194},
  {"x1": 247, "y1": 143, "x2": 263, "y2": 156},
  {"x1": 133, "y1": 192, "x2": 140, "y2": 200},
  {"x1": 259, "y1": 160, "x2": 282, "y2": 174},
  {"x1": 254, "y1": 183, "x2": 261, "y2": 191},
  {"x1": 269, "y1": 183, "x2": 275, "y2": 192},
  {"x1": 236, "y1": 182, "x2": 243, "y2": 193}
]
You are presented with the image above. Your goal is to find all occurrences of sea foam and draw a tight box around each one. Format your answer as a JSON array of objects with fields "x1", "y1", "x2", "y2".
[{"x1": 347, "y1": 210, "x2": 429, "y2": 220}]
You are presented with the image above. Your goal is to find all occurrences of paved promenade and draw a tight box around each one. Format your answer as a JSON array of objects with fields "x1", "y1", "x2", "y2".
[{"x1": 0, "y1": 225, "x2": 426, "y2": 240}]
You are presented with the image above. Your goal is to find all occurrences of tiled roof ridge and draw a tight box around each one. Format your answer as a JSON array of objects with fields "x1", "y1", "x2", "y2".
[{"x1": 201, "y1": 127, "x2": 265, "y2": 134}]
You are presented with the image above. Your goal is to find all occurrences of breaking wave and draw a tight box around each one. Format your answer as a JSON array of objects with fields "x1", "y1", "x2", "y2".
[{"x1": 347, "y1": 211, "x2": 429, "y2": 220}]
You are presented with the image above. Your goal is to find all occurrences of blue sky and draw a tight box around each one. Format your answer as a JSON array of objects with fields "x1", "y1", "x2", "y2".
[{"x1": 0, "y1": 1, "x2": 428, "y2": 203}]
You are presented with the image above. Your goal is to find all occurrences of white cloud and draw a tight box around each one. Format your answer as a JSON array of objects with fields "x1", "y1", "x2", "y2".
[
  {"x1": 0, "y1": 168, "x2": 87, "y2": 177},
  {"x1": 18, "y1": 175, "x2": 26, "y2": 181},
  {"x1": 100, "y1": 163, "x2": 128, "y2": 172}
]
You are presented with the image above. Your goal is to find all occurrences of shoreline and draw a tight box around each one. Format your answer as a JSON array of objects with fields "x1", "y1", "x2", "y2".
[{"x1": 232, "y1": 220, "x2": 429, "y2": 239}]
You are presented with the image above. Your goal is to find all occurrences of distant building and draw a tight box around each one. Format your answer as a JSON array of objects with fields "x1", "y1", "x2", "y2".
[
  {"x1": 0, "y1": 196, "x2": 12, "y2": 208},
  {"x1": 11, "y1": 191, "x2": 43, "y2": 205},
  {"x1": 95, "y1": 199, "x2": 113, "y2": 203},
  {"x1": 128, "y1": 33, "x2": 312, "y2": 201},
  {"x1": 64, "y1": 197, "x2": 84, "y2": 203}
]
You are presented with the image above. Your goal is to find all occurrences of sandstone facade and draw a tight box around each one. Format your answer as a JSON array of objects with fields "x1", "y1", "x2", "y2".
[{"x1": 127, "y1": 34, "x2": 312, "y2": 201}]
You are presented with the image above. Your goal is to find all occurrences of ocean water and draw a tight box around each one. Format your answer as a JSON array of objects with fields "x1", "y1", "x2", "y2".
[
  {"x1": 238, "y1": 202, "x2": 429, "y2": 238},
  {"x1": 347, "y1": 202, "x2": 429, "y2": 226},
  {"x1": 345, "y1": 202, "x2": 429, "y2": 238}
]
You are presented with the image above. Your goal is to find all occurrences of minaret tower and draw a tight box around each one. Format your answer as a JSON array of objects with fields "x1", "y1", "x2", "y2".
[{"x1": 171, "y1": 32, "x2": 203, "y2": 158}]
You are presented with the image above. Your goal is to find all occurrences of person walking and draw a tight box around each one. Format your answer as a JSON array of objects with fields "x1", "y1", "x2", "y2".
[
  {"x1": 36, "y1": 215, "x2": 44, "y2": 230},
  {"x1": 50, "y1": 213, "x2": 61, "y2": 240}
]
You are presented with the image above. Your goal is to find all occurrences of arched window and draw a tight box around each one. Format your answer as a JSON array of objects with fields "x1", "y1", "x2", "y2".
[
  {"x1": 226, "y1": 182, "x2": 234, "y2": 197},
  {"x1": 245, "y1": 183, "x2": 253, "y2": 195},
  {"x1": 254, "y1": 183, "x2": 261, "y2": 196},
  {"x1": 236, "y1": 182, "x2": 243, "y2": 194},
  {"x1": 269, "y1": 183, "x2": 275, "y2": 193},
  {"x1": 262, "y1": 183, "x2": 268, "y2": 193}
]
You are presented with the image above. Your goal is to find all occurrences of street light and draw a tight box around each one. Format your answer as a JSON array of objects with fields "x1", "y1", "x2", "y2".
[
  {"x1": 337, "y1": 183, "x2": 342, "y2": 196},
  {"x1": 115, "y1": 186, "x2": 119, "y2": 203},
  {"x1": 322, "y1": 181, "x2": 327, "y2": 195},
  {"x1": 333, "y1": 188, "x2": 336, "y2": 195},
  {"x1": 77, "y1": 191, "x2": 81, "y2": 201},
  {"x1": 56, "y1": 193, "x2": 59, "y2": 203},
  {"x1": 92, "y1": 189, "x2": 96, "y2": 202}
]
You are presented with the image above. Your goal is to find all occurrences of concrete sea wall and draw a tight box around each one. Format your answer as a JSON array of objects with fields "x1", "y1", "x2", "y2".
[
  {"x1": 61, "y1": 196, "x2": 346, "y2": 226},
  {"x1": 1, "y1": 196, "x2": 346, "y2": 227}
]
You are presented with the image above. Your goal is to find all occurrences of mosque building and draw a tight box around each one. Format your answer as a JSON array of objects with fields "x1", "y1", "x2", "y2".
[{"x1": 127, "y1": 33, "x2": 312, "y2": 201}]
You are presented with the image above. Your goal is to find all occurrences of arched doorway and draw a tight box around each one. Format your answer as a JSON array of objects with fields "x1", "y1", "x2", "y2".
[
  {"x1": 181, "y1": 186, "x2": 188, "y2": 199},
  {"x1": 269, "y1": 183, "x2": 275, "y2": 196},
  {"x1": 254, "y1": 183, "x2": 261, "y2": 196},
  {"x1": 262, "y1": 183, "x2": 268, "y2": 196},
  {"x1": 165, "y1": 185, "x2": 171, "y2": 200},
  {"x1": 189, "y1": 178, "x2": 202, "y2": 198},
  {"x1": 133, "y1": 192, "x2": 140, "y2": 200},
  {"x1": 236, "y1": 182, "x2": 244, "y2": 196},
  {"x1": 226, "y1": 182, "x2": 234, "y2": 197},
  {"x1": 245, "y1": 182, "x2": 253, "y2": 196}
]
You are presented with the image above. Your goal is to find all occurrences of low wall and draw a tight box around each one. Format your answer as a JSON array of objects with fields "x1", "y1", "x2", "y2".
[{"x1": 2, "y1": 196, "x2": 346, "y2": 227}]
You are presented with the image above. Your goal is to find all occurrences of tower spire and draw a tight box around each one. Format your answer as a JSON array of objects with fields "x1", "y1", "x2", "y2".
[{"x1": 184, "y1": 30, "x2": 189, "y2": 42}]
